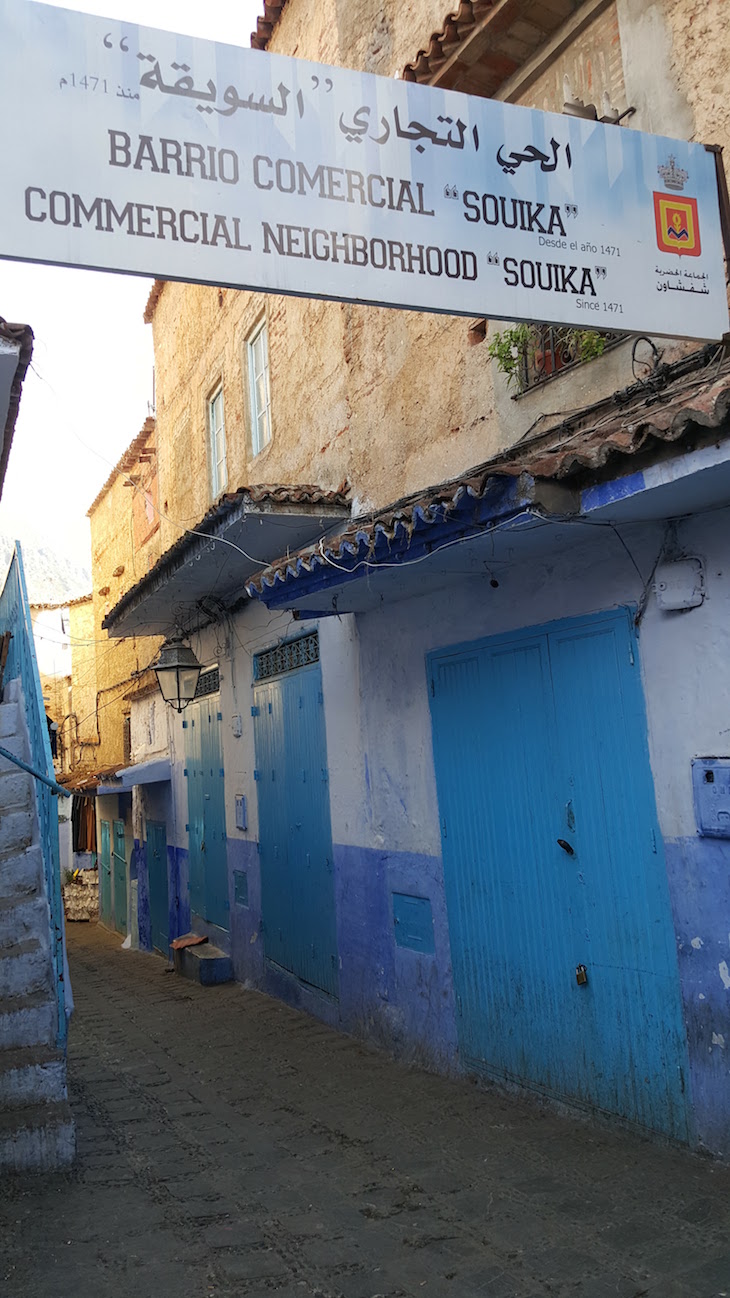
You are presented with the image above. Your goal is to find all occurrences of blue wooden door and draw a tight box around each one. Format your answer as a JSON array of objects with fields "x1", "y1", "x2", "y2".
[
  {"x1": 184, "y1": 699, "x2": 228, "y2": 929},
  {"x1": 100, "y1": 819, "x2": 112, "y2": 926},
  {"x1": 253, "y1": 662, "x2": 338, "y2": 996},
  {"x1": 147, "y1": 820, "x2": 169, "y2": 955},
  {"x1": 429, "y1": 609, "x2": 689, "y2": 1141},
  {"x1": 112, "y1": 819, "x2": 127, "y2": 935}
]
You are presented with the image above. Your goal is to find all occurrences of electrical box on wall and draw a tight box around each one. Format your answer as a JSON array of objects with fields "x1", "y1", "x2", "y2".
[
  {"x1": 654, "y1": 557, "x2": 705, "y2": 611},
  {"x1": 692, "y1": 759, "x2": 730, "y2": 838},
  {"x1": 231, "y1": 714, "x2": 243, "y2": 738},
  {"x1": 235, "y1": 794, "x2": 247, "y2": 831}
]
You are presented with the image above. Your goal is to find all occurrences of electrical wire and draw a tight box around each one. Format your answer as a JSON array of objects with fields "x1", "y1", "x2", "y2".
[{"x1": 314, "y1": 513, "x2": 554, "y2": 579}]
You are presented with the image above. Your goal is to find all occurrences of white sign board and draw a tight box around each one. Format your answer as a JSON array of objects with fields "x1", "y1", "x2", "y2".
[{"x1": 1, "y1": 0, "x2": 728, "y2": 340}]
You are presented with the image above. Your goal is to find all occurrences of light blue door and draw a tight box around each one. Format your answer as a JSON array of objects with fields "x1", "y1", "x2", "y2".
[
  {"x1": 147, "y1": 820, "x2": 169, "y2": 955},
  {"x1": 112, "y1": 819, "x2": 127, "y2": 935},
  {"x1": 100, "y1": 819, "x2": 112, "y2": 926},
  {"x1": 253, "y1": 662, "x2": 338, "y2": 996},
  {"x1": 184, "y1": 699, "x2": 228, "y2": 930},
  {"x1": 429, "y1": 608, "x2": 689, "y2": 1141}
]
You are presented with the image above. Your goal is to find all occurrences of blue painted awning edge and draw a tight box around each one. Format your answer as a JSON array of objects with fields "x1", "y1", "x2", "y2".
[{"x1": 114, "y1": 758, "x2": 171, "y2": 789}]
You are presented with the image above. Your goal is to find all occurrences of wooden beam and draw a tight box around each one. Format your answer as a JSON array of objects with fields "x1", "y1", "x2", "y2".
[
  {"x1": 428, "y1": 0, "x2": 609, "y2": 102},
  {"x1": 494, "y1": 0, "x2": 614, "y2": 103}
]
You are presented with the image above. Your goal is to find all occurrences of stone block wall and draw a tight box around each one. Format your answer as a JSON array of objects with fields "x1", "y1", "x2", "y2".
[{"x1": 148, "y1": 0, "x2": 730, "y2": 547}]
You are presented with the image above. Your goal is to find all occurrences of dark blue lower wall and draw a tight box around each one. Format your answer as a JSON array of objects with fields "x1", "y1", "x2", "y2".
[
  {"x1": 140, "y1": 829, "x2": 729, "y2": 1155},
  {"x1": 665, "y1": 835, "x2": 730, "y2": 1155},
  {"x1": 135, "y1": 838, "x2": 150, "y2": 951},
  {"x1": 227, "y1": 838, "x2": 264, "y2": 984},
  {"x1": 136, "y1": 839, "x2": 190, "y2": 954},
  {"x1": 220, "y1": 837, "x2": 458, "y2": 1070},
  {"x1": 334, "y1": 845, "x2": 458, "y2": 1068}
]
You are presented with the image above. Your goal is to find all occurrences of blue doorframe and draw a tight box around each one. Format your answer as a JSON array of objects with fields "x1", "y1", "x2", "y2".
[
  {"x1": 146, "y1": 820, "x2": 169, "y2": 955},
  {"x1": 428, "y1": 607, "x2": 690, "y2": 1142},
  {"x1": 184, "y1": 698, "x2": 228, "y2": 930},
  {"x1": 112, "y1": 819, "x2": 127, "y2": 935},
  {"x1": 100, "y1": 819, "x2": 111, "y2": 926},
  {"x1": 253, "y1": 660, "x2": 338, "y2": 997}
]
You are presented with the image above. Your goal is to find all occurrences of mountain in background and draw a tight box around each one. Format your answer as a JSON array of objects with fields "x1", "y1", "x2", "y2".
[{"x1": 0, "y1": 535, "x2": 91, "y2": 605}]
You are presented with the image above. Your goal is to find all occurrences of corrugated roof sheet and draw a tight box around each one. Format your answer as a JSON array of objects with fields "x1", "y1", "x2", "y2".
[
  {"x1": 86, "y1": 417, "x2": 156, "y2": 516},
  {"x1": 0, "y1": 319, "x2": 33, "y2": 502},
  {"x1": 248, "y1": 347, "x2": 730, "y2": 596},
  {"x1": 103, "y1": 480, "x2": 351, "y2": 630},
  {"x1": 59, "y1": 764, "x2": 120, "y2": 793}
]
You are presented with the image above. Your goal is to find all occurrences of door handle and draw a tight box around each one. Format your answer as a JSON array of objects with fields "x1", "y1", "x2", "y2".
[{"x1": 557, "y1": 838, "x2": 575, "y2": 856}]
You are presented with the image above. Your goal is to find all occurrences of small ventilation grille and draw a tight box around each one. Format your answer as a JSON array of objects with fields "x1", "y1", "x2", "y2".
[
  {"x1": 254, "y1": 632, "x2": 319, "y2": 681},
  {"x1": 195, "y1": 666, "x2": 220, "y2": 698}
]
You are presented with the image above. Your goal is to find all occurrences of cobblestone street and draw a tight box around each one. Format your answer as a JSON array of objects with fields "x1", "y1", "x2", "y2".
[{"x1": 2, "y1": 922, "x2": 729, "y2": 1298}]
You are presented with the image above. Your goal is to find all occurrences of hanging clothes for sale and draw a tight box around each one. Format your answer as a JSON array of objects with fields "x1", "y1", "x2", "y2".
[{"x1": 71, "y1": 795, "x2": 96, "y2": 853}]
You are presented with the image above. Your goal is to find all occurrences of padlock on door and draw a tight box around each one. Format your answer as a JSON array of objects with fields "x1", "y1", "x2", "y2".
[{"x1": 576, "y1": 963, "x2": 588, "y2": 986}]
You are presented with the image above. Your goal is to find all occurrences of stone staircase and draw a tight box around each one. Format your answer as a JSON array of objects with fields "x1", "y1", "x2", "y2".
[{"x1": 0, "y1": 685, "x2": 75, "y2": 1170}]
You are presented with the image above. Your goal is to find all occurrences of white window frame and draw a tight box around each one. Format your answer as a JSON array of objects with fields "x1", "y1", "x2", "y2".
[
  {"x1": 208, "y1": 384, "x2": 227, "y2": 498},
  {"x1": 247, "y1": 320, "x2": 272, "y2": 457}
]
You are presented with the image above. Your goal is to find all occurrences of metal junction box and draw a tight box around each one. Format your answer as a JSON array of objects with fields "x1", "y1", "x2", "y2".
[
  {"x1": 654, "y1": 557, "x2": 705, "y2": 611},
  {"x1": 692, "y1": 759, "x2": 730, "y2": 837}
]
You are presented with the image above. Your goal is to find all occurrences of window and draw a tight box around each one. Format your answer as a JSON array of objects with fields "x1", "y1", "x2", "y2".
[
  {"x1": 519, "y1": 325, "x2": 625, "y2": 393},
  {"x1": 254, "y1": 632, "x2": 319, "y2": 681},
  {"x1": 208, "y1": 386, "x2": 227, "y2": 497},
  {"x1": 194, "y1": 666, "x2": 220, "y2": 699},
  {"x1": 247, "y1": 320, "x2": 272, "y2": 456}
]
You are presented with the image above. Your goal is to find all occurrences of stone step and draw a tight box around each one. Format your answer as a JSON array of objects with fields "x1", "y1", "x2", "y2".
[
  {"x1": 0, "y1": 844, "x2": 43, "y2": 901},
  {"x1": 0, "y1": 700, "x2": 19, "y2": 739},
  {"x1": 0, "y1": 1100, "x2": 75, "y2": 1172},
  {"x1": 0, "y1": 937, "x2": 52, "y2": 998},
  {"x1": 0, "y1": 734, "x2": 28, "y2": 775},
  {"x1": 0, "y1": 768, "x2": 33, "y2": 813},
  {"x1": 0, "y1": 1045, "x2": 67, "y2": 1109},
  {"x1": 0, "y1": 894, "x2": 49, "y2": 948},
  {"x1": 0, "y1": 989, "x2": 56, "y2": 1050},
  {"x1": 0, "y1": 809, "x2": 34, "y2": 860},
  {"x1": 173, "y1": 940, "x2": 234, "y2": 986}
]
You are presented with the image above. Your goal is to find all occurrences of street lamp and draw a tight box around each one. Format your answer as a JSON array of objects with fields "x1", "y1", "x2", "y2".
[{"x1": 153, "y1": 636, "x2": 202, "y2": 713}]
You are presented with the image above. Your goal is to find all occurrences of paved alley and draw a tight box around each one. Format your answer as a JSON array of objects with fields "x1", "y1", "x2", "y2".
[{"x1": 2, "y1": 922, "x2": 729, "y2": 1298}]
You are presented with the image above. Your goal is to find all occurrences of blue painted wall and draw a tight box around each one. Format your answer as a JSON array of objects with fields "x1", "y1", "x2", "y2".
[
  {"x1": 219, "y1": 835, "x2": 457, "y2": 1070},
  {"x1": 335, "y1": 845, "x2": 458, "y2": 1068},
  {"x1": 227, "y1": 837, "x2": 263, "y2": 984},
  {"x1": 665, "y1": 836, "x2": 730, "y2": 1154},
  {"x1": 135, "y1": 837, "x2": 150, "y2": 951}
]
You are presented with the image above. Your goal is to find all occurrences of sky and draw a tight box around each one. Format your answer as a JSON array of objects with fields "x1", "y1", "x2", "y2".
[{"x1": 0, "y1": 0, "x2": 265, "y2": 575}]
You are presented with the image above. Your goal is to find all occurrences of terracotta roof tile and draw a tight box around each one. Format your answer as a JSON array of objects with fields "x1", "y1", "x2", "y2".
[
  {"x1": 87, "y1": 417, "x2": 156, "y2": 516},
  {"x1": 251, "y1": 0, "x2": 493, "y2": 73},
  {"x1": 248, "y1": 348, "x2": 730, "y2": 595},
  {"x1": 30, "y1": 593, "x2": 93, "y2": 611},
  {"x1": 143, "y1": 281, "x2": 165, "y2": 324}
]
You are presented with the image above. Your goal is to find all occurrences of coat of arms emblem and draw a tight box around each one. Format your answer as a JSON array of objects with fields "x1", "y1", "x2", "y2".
[{"x1": 654, "y1": 156, "x2": 701, "y2": 257}]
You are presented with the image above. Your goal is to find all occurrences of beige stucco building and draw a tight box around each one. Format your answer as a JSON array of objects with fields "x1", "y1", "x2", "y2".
[
  {"x1": 141, "y1": 0, "x2": 728, "y2": 547},
  {"x1": 81, "y1": 417, "x2": 163, "y2": 775}
]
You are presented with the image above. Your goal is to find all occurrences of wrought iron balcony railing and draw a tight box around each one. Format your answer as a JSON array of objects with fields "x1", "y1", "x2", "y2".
[{"x1": 516, "y1": 325, "x2": 625, "y2": 393}]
